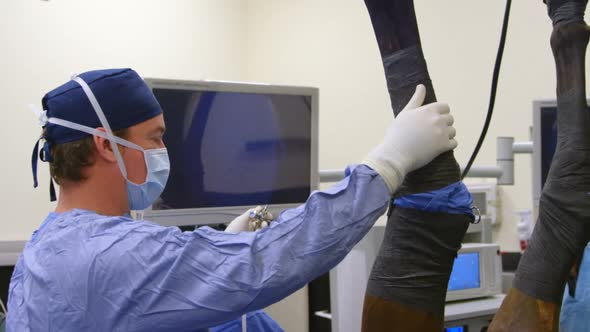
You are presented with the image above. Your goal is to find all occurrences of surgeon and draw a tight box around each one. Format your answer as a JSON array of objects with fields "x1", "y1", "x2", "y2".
[{"x1": 8, "y1": 68, "x2": 457, "y2": 331}]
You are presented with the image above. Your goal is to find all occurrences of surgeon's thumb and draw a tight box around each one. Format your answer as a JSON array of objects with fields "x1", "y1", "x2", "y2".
[{"x1": 405, "y1": 84, "x2": 427, "y2": 110}]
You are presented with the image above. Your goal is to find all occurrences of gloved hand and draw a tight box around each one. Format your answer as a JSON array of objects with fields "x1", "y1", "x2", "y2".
[
  {"x1": 225, "y1": 209, "x2": 253, "y2": 233},
  {"x1": 225, "y1": 206, "x2": 273, "y2": 233},
  {"x1": 363, "y1": 84, "x2": 457, "y2": 194}
]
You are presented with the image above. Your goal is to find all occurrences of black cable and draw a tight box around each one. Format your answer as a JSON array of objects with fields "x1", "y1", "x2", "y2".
[{"x1": 461, "y1": 0, "x2": 512, "y2": 179}]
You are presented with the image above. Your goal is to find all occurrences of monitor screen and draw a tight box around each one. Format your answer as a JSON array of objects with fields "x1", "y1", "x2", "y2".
[
  {"x1": 448, "y1": 252, "x2": 480, "y2": 291},
  {"x1": 151, "y1": 89, "x2": 312, "y2": 210}
]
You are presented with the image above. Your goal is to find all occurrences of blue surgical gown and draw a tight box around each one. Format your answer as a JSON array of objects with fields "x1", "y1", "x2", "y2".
[
  {"x1": 209, "y1": 311, "x2": 284, "y2": 332},
  {"x1": 560, "y1": 243, "x2": 590, "y2": 332},
  {"x1": 7, "y1": 165, "x2": 390, "y2": 332}
]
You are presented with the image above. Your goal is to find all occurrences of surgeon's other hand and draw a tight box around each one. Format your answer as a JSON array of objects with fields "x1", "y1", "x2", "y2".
[
  {"x1": 225, "y1": 206, "x2": 273, "y2": 233},
  {"x1": 362, "y1": 84, "x2": 457, "y2": 194}
]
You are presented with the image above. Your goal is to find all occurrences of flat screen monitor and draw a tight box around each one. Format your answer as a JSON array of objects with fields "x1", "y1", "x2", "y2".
[
  {"x1": 143, "y1": 79, "x2": 319, "y2": 226},
  {"x1": 532, "y1": 100, "x2": 590, "y2": 209}
]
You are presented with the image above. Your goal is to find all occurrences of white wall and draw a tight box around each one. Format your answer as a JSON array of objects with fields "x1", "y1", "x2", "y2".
[
  {"x1": 244, "y1": 0, "x2": 590, "y2": 252},
  {"x1": 0, "y1": 0, "x2": 248, "y2": 240}
]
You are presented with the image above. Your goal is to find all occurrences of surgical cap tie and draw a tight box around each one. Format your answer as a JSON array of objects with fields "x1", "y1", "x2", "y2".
[
  {"x1": 30, "y1": 136, "x2": 56, "y2": 201},
  {"x1": 29, "y1": 103, "x2": 57, "y2": 202},
  {"x1": 29, "y1": 104, "x2": 49, "y2": 127}
]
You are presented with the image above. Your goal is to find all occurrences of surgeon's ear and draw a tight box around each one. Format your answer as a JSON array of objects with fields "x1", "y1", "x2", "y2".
[{"x1": 93, "y1": 128, "x2": 118, "y2": 163}]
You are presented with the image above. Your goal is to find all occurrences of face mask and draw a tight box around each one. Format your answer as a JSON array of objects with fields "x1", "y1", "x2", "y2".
[
  {"x1": 32, "y1": 75, "x2": 170, "y2": 217},
  {"x1": 125, "y1": 147, "x2": 169, "y2": 212}
]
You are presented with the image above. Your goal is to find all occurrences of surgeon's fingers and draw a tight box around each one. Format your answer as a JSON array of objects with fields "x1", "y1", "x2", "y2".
[
  {"x1": 439, "y1": 114, "x2": 454, "y2": 126},
  {"x1": 436, "y1": 114, "x2": 454, "y2": 129},
  {"x1": 449, "y1": 138, "x2": 458, "y2": 150},
  {"x1": 432, "y1": 102, "x2": 450, "y2": 114},
  {"x1": 447, "y1": 127, "x2": 457, "y2": 139}
]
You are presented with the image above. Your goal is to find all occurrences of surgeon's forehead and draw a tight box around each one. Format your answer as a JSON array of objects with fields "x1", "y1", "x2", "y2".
[
  {"x1": 150, "y1": 124, "x2": 166, "y2": 135},
  {"x1": 128, "y1": 114, "x2": 165, "y2": 135}
]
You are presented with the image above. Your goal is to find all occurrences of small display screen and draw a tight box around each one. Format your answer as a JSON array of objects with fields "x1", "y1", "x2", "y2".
[
  {"x1": 448, "y1": 252, "x2": 480, "y2": 291},
  {"x1": 445, "y1": 326, "x2": 467, "y2": 332},
  {"x1": 151, "y1": 89, "x2": 312, "y2": 210}
]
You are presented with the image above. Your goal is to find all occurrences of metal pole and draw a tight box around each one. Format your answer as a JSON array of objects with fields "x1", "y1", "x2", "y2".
[
  {"x1": 497, "y1": 137, "x2": 515, "y2": 185},
  {"x1": 319, "y1": 138, "x2": 532, "y2": 184},
  {"x1": 461, "y1": 166, "x2": 503, "y2": 179},
  {"x1": 320, "y1": 165, "x2": 505, "y2": 183},
  {"x1": 513, "y1": 141, "x2": 533, "y2": 154}
]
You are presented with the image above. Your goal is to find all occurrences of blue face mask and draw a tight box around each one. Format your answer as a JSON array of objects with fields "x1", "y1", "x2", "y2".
[
  {"x1": 33, "y1": 75, "x2": 170, "y2": 217},
  {"x1": 125, "y1": 147, "x2": 170, "y2": 211}
]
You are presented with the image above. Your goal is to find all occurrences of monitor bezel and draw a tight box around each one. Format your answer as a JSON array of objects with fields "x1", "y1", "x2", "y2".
[
  {"x1": 142, "y1": 78, "x2": 320, "y2": 227},
  {"x1": 532, "y1": 99, "x2": 555, "y2": 209}
]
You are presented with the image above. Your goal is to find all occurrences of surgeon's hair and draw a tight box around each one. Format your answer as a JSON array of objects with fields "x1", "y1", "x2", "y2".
[{"x1": 47, "y1": 129, "x2": 128, "y2": 185}]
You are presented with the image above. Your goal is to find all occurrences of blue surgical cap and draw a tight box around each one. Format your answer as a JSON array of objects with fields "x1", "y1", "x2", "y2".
[
  {"x1": 42, "y1": 68, "x2": 163, "y2": 144},
  {"x1": 32, "y1": 68, "x2": 162, "y2": 201}
]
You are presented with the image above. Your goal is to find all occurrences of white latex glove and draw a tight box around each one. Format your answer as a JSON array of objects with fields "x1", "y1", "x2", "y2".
[
  {"x1": 225, "y1": 206, "x2": 273, "y2": 233},
  {"x1": 225, "y1": 209, "x2": 252, "y2": 233},
  {"x1": 363, "y1": 84, "x2": 458, "y2": 194}
]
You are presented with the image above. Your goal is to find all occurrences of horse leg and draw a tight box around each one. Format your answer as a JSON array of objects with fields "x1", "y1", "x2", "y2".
[
  {"x1": 363, "y1": 0, "x2": 460, "y2": 194},
  {"x1": 361, "y1": 1, "x2": 471, "y2": 330},
  {"x1": 489, "y1": 1, "x2": 590, "y2": 331}
]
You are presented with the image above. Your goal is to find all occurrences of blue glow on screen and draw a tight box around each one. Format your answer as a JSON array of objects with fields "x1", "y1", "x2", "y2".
[
  {"x1": 445, "y1": 327, "x2": 465, "y2": 332},
  {"x1": 448, "y1": 252, "x2": 480, "y2": 291}
]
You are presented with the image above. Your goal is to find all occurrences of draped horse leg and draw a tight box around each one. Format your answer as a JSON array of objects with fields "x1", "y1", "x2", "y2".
[
  {"x1": 489, "y1": 1, "x2": 590, "y2": 331},
  {"x1": 362, "y1": 0, "x2": 460, "y2": 194},
  {"x1": 361, "y1": 1, "x2": 472, "y2": 331}
]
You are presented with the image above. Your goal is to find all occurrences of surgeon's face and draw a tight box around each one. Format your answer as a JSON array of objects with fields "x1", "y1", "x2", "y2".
[{"x1": 121, "y1": 114, "x2": 166, "y2": 184}]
